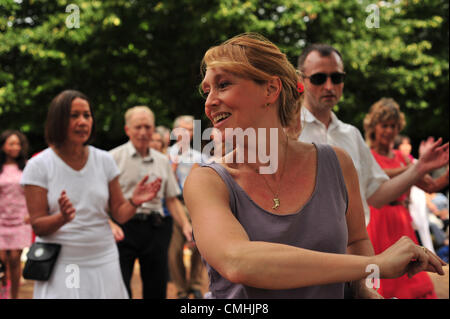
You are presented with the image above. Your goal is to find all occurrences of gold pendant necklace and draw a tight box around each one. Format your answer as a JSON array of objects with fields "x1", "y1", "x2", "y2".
[
  {"x1": 259, "y1": 136, "x2": 288, "y2": 210},
  {"x1": 272, "y1": 198, "x2": 280, "y2": 210}
]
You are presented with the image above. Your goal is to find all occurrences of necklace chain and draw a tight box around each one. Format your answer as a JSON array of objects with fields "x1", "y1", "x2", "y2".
[{"x1": 258, "y1": 135, "x2": 288, "y2": 209}]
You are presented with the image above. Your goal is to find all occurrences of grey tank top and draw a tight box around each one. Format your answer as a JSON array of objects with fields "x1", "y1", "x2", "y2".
[{"x1": 201, "y1": 143, "x2": 348, "y2": 299}]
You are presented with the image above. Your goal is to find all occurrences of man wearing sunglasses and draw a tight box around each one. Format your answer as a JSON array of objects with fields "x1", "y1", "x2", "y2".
[
  {"x1": 297, "y1": 44, "x2": 387, "y2": 228},
  {"x1": 297, "y1": 43, "x2": 448, "y2": 224},
  {"x1": 296, "y1": 43, "x2": 449, "y2": 298}
]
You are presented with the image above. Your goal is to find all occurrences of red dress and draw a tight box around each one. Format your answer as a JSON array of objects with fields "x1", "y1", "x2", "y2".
[{"x1": 367, "y1": 149, "x2": 437, "y2": 299}]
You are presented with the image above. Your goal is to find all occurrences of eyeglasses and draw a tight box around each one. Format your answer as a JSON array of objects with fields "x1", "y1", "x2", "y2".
[{"x1": 303, "y1": 72, "x2": 346, "y2": 86}]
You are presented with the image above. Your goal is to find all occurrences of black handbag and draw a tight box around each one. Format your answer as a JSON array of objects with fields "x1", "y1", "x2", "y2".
[{"x1": 23, "y1": 242, "x2": 61, "y2": 281}]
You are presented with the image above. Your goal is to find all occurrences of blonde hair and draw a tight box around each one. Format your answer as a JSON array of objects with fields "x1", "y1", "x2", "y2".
[
  {"x1": 363, "y1": 98, "x2": 406, "y2": 147},
  {"x1": 124, "y1": 106, "x2": 155, "y2": 125},
  {"x1": 201, "y1": 33, "x2": 302, "y2": 128}
]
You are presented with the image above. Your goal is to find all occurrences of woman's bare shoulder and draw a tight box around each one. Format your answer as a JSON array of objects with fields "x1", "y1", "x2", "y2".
[{"x1": 185, "y1": 164, "x2": 229, "y2": 196}]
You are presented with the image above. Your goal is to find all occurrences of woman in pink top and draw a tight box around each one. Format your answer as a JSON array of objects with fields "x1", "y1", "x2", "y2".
[{"x1": 0, "y1": 130, "x2": 32, "y2": 299}]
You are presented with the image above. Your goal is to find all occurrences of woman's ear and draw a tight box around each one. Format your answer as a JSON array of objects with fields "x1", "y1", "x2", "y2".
[{"x1": 266, "y1": 76, "x2": 282, "y2": 104}]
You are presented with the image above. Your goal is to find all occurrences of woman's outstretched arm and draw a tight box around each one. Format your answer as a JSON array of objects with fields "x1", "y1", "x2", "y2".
[{"x1": 184, "y1": 166, "x2": 445, "y2": 290}]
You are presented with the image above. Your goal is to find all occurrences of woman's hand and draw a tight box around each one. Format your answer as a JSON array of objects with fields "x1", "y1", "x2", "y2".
[
  {"x1": 419, "y1": 137, "x2": 436, "y2": 158},
  {"x1": 58, "y1": 190, "x2": 76, "y2": 224},
  {"x1": 108, "y1": 219, "x2": 125, "y2": 242},
  {"x1": 130, "y1": 176, "x2": 162, "y2": 206},
  {"x1": 374, "y1": 236, "x2": 446, "y2": 279},
  {"x1": 416, "y1": 138, "x2": 449, "y2": 176}
]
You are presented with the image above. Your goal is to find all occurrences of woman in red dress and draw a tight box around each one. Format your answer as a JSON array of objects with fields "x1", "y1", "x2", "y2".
[{"x1": 363, "y1": 98, "x2": 444, "y2": 299}]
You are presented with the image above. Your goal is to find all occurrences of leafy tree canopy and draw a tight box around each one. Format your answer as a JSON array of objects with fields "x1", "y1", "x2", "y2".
[{"x1": 0, "y1": 0, "x2": 448, "y2": 155}]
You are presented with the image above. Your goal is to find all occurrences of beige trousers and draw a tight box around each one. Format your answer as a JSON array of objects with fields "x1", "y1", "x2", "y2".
[{"x1": 168, "y1": 209, "x2": 204, "y2": 295}]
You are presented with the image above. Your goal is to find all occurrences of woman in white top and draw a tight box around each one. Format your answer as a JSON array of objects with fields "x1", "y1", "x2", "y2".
[{"x1": 21, "y1": 90, "x2": 161, "y2": 298}]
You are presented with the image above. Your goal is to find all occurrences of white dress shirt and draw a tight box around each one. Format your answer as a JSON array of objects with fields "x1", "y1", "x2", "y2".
[{"x1": 298, "y1": 107, "x2": 389, "y2": 225}]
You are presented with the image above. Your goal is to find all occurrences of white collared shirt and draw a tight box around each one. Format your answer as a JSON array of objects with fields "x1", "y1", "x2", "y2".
[
  {"x1": 109, "y1": 141, "x2": 181, "y2": 216},
  {"x1": 298, "y1": 107, "x2": 389, "y2": 225}
]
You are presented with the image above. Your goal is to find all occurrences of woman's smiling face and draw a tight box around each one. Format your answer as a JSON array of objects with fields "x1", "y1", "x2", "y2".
[
  {"x1": 2, "y1": 134, "x2": 22, "y2": 160},
  {"x1": 202, "y1": 68, "x2": 267, "y2": 134},
  {"x1": 66, "y1": 98, "x2": 93, "y2": 146},
  {"x1": 374, "y1": 119, "x2": 399, "y2": 148}
]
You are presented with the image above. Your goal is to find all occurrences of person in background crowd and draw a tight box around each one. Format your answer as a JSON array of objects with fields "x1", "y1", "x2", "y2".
[
  {"x1": 150, "y1": 128, "x2": 165, "y2": 154},
  {"x1": 426, "y1": 191, "x2": 449, "y2": 233},
  {"x1": 296, "y1": 43, "x2": 449, "y2": 228},
  {"x1": 392, "y1": 135, "x2": 448, "y2": 254},
  {"x1": 21, "y1": 90, "x2": 161, "y2": 298},
  {"x1": 295, "y1": 43, "x2": 449, "y2": 298},
  {"x1": 168, "y1": 115, "x2": 207, "y2": 299},
  {"x1": 155, "y1": 125, "x2": 171, "y2": 155},
  {"x1": 426, "y1": 191, "x2": 449, "y2": 260},
  {"x1": 394, "y1": 135, "x2": 414, "y2": 162},
  {"x1": 0, "y1": 130, "x2": 32, "y2": 299},
  {"x1": 149, "y1": 125, "x2": 176, "y2": 287},
  {"x1": 363, "y1": 97, "x2": 448, "y2": 298},
  {"x1": 109, "y1": 106, "x2": 192, "y2": 299}
]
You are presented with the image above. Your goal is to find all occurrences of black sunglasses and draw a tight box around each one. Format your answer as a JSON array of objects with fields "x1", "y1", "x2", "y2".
[{"x1": 304, "y1": 72, "x2": 346, "y2": 85}]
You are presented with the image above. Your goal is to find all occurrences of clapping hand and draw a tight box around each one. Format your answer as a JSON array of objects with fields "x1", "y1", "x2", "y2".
[
  {"x1": 417, "y1": 137, "x2": 449, "y2": 175},
  {"x1": 58, "y1": 190, "x2": 76, "y2": 224},
  {"x1": 130, "y1": 175, "x2": 162, "y2": 206}
]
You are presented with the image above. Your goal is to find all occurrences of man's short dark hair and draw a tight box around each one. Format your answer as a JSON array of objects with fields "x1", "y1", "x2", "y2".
[
  {"x1": 297, "y1": 43, "x2": 344, "y2": 73},
  {"x1": 45, "y1": 89, "x2": 95, "y2": 148}
]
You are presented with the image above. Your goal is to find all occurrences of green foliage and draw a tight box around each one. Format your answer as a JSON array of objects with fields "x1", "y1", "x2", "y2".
[{"x1": 0, "y1": 0, "x2": 448, "y2": 154}]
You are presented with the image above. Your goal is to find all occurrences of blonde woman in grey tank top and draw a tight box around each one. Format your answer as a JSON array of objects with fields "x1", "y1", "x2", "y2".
[{"x1": 183, "y1": 33, "x2": 447, "y2": 299}]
